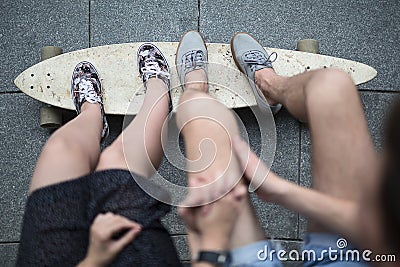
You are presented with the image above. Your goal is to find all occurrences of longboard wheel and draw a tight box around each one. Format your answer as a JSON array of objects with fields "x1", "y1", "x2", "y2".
[
  {"x1": 40, "y1": 106, "x2": 62, "y2": 129},
  {"x1": 40, "y1": 46, "x2": 63, "y2": 61},
  {"x1": 297, "y1": 39, "x2": 320, "y2": 54},
  {"x1": 39, "y1": 46, "x2": 63, "y2": 129}
]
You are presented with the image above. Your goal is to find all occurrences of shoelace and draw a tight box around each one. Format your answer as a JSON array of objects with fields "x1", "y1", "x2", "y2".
[
  {"x1": 139, "y1": 51, "x2": 170, "y2": 82},
  {"x1": 184, "y1": 50, "x2": 206, "y2": 70},
  {"x1": 74, "y1": 77, "x2": 102, "y2": 105},
  {"x1": 243, "y1": 51, "x2": 277, "y2": 72}
]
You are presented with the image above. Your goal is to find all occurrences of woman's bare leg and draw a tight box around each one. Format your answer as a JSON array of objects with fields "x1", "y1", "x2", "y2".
[
  {"x1": 95, "y1": 78, "x2": 169, "y2": 178},
  {"x1": 30, "y1": 102, "x2": 103, "y2": 193},
  {"x1": 177, "y1": 69, "x2": 266, "y2": 249}
]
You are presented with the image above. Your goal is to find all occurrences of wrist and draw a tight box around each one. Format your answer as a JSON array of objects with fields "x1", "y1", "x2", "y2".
[
  {"x1": 263, "y1": 173, "x2": 292, "y2": 203},
  {"x1": 194, "y1": 251, "x2": 231, "y2": 267},
  {"x1": 78, "y1": 256, "x2": 106, "y2": 267},
  {"x1": 199, "y1": 235, "x2": 229, "y2": 251},
  {"x1": 188, "y1": 231, "x2": 202, "y2": 259},
  {"x1": 77, "y1": 258, "x2": 94, "y2": 267}
]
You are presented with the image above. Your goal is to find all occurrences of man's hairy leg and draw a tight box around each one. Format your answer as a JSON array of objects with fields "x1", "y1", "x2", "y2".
[{"x1": 255, "y1": 68, "x2": 380, "y2": 241}]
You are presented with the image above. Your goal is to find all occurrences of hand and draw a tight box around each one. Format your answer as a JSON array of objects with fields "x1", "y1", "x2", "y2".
[
  {"x1": 179, "y1": 179, "x2": 246, "y2": 232},
  {"x1": 79, "y1": 212, "x2": 142, "y2": 267},
  {"x1": 180, "y1": 173, "x2": 247, "y2": 210},
  {"x1": 231, "y1": 135, "x2": 285, "y2": 202},
  {"x1": 197, "y1": 185, "x2": 246, "y2": 251},
  {"x1": 179, "y1": 184, "x2": 246, "y2": 251}
]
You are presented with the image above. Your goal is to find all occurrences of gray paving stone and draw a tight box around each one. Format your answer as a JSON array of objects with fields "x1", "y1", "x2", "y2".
[
  {"x1": 162, "y1": 206, "x2": 186, "y2": 235},
  {"x1": 200, "y1": 0, "x2": 400, "y2": 91},
  {"x1": 172, "y1": 235, "x2": 189, "y2": 261},
  {"x1": 299, "y1": 124, "x2": 312, "y2": 238},
  {"x1": 90, "y1": 0, "x2": 198, "y2": 46},
  {"x1": 280, "y1": 240, "x2": 304, "y2": 266},
  {"x1": 0, "y1": 94, "x2": 50, "y2": 241},
  {"x1": 299, "y1": 91, "x2": 398, "y2": 238},
  {"x1": 234, "y1": 108, "x2": 300, "y2": 182},
  {"x1": 361, "y1": 92, "x2": 398, "y2": 148},
  {"x1": 252, "y1": 195, "x2": 298, "y2": 239},
  {"x1": 0, "y1": 243, "x2": 19, "y2": 267},
  {"x1": 235, "y1": 108, "x2": 300, "y2": 239},
  {"x1": 0, "y1": 1, "x2": 89, "y2": 93}
]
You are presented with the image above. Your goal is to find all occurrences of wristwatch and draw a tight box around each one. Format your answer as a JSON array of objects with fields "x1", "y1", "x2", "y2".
[{"x1": 195, "y1": 251, "x2": 231, "y2": 266}]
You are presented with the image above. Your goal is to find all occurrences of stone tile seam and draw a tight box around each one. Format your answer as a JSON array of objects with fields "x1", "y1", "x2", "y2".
[
  {"x1": 0, "y1": 241, "x2": 19, "y2": 245},
  {"x1": 0, "y1": 91, "x2": 23, "y2": 96},
  {"x1": 296, "y1": 122, "x2": 302, "y2": 239},
  {"x1": 88, "y1": 0, "x2": 92, "y2": 48},
  {"x1": 197, "y1": 0, "x2": 201, "y2": 31},
  {"x1": 358, "y1": 88, "x2": 400, "y2": 94}
]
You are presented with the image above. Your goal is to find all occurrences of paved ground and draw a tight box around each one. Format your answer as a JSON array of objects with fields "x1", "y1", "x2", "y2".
[{"x1": 1, "y1": 0, "x2": 399, "y2": 266}]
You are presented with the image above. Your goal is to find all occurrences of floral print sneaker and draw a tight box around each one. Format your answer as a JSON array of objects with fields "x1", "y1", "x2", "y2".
[
  {"x1": 137, "y1": 43, "x2": 172, "y2": 113},
  {"x1": 71, "y1": 61, "x2": 109, "y2": 141}
]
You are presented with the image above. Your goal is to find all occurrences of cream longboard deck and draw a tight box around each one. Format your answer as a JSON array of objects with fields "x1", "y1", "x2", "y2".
[{"x1": 15, "y1": 42, "x2": 377, "y2": 115}]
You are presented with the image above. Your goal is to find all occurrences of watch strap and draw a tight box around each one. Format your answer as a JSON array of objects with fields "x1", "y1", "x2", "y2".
[{"x1": 196, "y1": 251, "x2": 230, "y2": 266}]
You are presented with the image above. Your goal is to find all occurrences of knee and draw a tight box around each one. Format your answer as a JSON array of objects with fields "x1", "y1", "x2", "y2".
[
  {"x1": 97, "y1": 138, "x2": 125, "y2": 169},
  {"x1": 43, "y1": 133, "x2": 85, "y2": 158},
  {"x1": 307, "y1": 69, "x2": 358, "y2": 107}
]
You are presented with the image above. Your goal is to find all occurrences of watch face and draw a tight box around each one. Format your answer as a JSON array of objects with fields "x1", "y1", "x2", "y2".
[{"x1": 217, "y1": 254, "x2": 227, "y2": 263}]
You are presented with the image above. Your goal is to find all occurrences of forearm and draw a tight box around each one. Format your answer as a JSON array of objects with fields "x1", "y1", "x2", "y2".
[{"x1": 266, "y1": 173, "x2": 360, "y2": 241}]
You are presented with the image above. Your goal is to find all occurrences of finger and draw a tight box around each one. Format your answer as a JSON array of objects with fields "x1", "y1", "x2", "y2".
[
  {"x1": 178, "y1": 207, "x2": 199, "y2": 232},
  {"x1": 232, "y1": 182, "x2": 247, "y2": 200},
  {"x1": 231, "y1": 136, "x2": 270, "y2": 192},
  {"x1": 112, "y1": 227, "x2": 141, "y2": 253},
  {"x1": 111, "y1": 214, "x2": 140, "y2": 227},
  {"x1": 223, "y1": 189, "x2": 242, "y2": 209},
  {"x1": 104, "y1": 216, "x2": 142, "y2": 239},
  {"x1": 210, "y1": 192, "x2": 240, "y2": 218},
  {"x1": 93, "y1": 212, "x2": 112, "y2": 223},
  {"x1": 181, "y1": 186, "x2": 210, "y2": 207},
  {"x1": 201, "y1": 204, "x2": 211, "y2": 215},
  {"x1": 211, "y1": 174, "x2": 228, "y2": 201},
  {"x1": 178, "y1": 207, "x2": 191, "y2": 222}
]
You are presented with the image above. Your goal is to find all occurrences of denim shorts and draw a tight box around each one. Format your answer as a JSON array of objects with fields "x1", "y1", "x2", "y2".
[
  {"x1": 228, "y1": 240, "x2": 283, "y2": 267},
  {"x1": 302, "y1": 233, "x2": 369, "y2": 267}
]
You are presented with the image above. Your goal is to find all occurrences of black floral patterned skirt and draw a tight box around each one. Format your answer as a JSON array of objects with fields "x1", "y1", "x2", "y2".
[{"x1": 16, "y1": 169, "x2": 182, "y2": 267}]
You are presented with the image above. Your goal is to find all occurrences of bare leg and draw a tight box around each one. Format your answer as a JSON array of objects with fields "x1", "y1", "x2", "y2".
[
  {"x1": 177, "y1": 69, "x2": 265, "y2": 249},
  {"x1": 255, "y1": 68, "x2": 379, "y2": 232},
  {"x1": 30, "y1": 103, "x2": 103, "y2": 193},
  {"x1": 95, "y1": 78, "x2": 169, "y2": 178}
]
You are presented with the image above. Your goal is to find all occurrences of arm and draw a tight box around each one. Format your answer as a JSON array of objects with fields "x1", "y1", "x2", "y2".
[
  {"x1": 231, "y1": 136, "x2": 361, "y2": 243},
  {"x1": 77, "y1": 212, "x2": 142, "y2": 267},
  {"x1": 179, "y1": 185, "x2": 246, "y2": 267}
]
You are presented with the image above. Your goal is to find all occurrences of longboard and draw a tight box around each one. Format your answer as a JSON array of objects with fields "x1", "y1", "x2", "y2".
[{"x1": 15, "y1": 42, "x2": 377, "y2": 116}]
